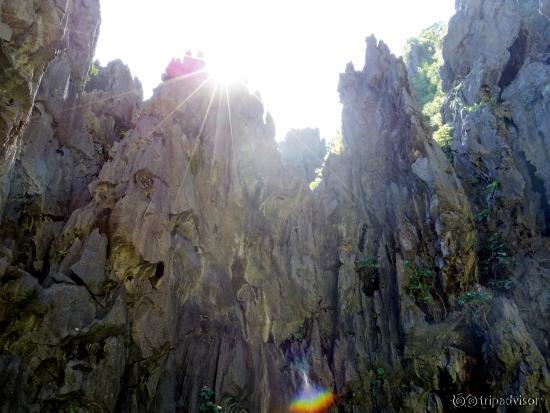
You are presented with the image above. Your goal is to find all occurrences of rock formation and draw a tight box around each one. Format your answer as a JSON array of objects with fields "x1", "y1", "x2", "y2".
[
  {"x1": 0, "y1": 0, "x2": 101, "y2": 215},
  {"x1": 436, "y1": 1, "x2": 550, "y2": 408},
  {"x1": 279, "y1": 128, "x2": 326, "y2": 183},
  {"x1": 0, "y1": 0, "x2": 548, "y2": 412}
]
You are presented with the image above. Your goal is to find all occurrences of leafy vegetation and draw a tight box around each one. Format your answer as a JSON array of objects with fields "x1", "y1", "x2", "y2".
[
  {"x1": 405, "y1": 23, "x2": 457, "y2": 164},
  {"x1": 56, "y1": 249, "x2": 69, "y2": 258},
  {"x1": 199, "y1": 386, "x2": 224, "y2": 413},
  {"x1": 371, "y1": 367, "x2": 386, "y2": 385},
  {"x1": 433, "y1": 123, "x2": 454, "y2": 164},
  {"x1": 86, "y1": 62, "x2": 100, "y2": 82},
  {"x1": 464, "y1": 97, "x2": 498, "y2": 113},
  {"x1": 474, "y1": 208, "x2": 491, "y2": 222},
  {"x1": 405, "y1": 260, "x2": 433, "y2": 304},
  {"x1": 328, "y1": 129, "x2": 344, "y2": 156},
  {"x1": 464, "y1": 102, "x2": 482, "y2": 113},
  {"x1": 457, "y1": 290, "x2": 492, "y2": 307},
  {"x1": 457, "y1": 289, "x2": 493, "y2": 326},
  {"x1": 404, "y1": 23, "x2": 446, "y2": 127},
  {"x1": 309, "y1": 167, "x2": 323, "y2": 190},
  {"x1": 485, "y1": 180, "x2": 500, "y2": 195},
  {"x1": 479, "y1": 233, "x2": 515, "y2": 290},
  {"x1": 480, "y1": 234, "x2": 511, "y2": 276},
  {"x1": 473, "y1": 180, "x2": 499, "y2": 221},
  {"x1": 488, "y1": 278, "x2": 514, "y2": 290},
  {"x1": 355, "y1": 257, "x2": 378, "y2": 278}
]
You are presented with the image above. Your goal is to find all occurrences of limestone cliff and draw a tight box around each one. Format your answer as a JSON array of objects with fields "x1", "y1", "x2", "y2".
[
  {"x1": 440, "y1": 0, "x2": 550, "y2": 397},
  {"x1": 0, "y1": 0, "x2": 101, "y2": 215},
  {"x1": 0, "y1": 0, "x2": 549, "y2": 412}
]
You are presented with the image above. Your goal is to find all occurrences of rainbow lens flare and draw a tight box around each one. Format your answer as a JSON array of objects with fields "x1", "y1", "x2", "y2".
[{"x1": 289, "y1": 387, "x2": 335, "y2": 413}]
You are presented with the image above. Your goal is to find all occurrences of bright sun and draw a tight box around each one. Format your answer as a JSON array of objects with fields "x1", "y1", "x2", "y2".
[
  {"x1": 204, "y1": 51, "x2": 250, "y2": 85},
  {"x1": 95, "y1": 0, "x2": 455, "y2": 140}
]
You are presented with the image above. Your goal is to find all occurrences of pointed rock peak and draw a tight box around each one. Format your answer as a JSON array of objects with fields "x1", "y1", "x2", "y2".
[
  {"x1": 339, "y1": 34, "x2": 409, "y2": 108},
  {"x1": 362, "y1": 34, "x2": 404, "y2": 85},
  {"x1": 364, "y1": 35, "x2": 391, "y2": 66}
]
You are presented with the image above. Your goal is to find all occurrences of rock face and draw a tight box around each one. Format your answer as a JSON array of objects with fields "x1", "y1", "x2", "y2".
[
  {"x1": 441, "y1": 0, "x2": 550, "y2": 241},
  {"x1": 279, "y1": 128, "x2": 326, "y2": 183},
  {"x1": 0, "y1": 1, "x2": 549, "y2": 412},
  {"x1": 0, "y1": 0, "x2": 101, "y2": 215},
  {"x1": 442, "y1": 0, "x2": 550, "y2": 344},
  {"x1": 318, "y1": 36, "x2": 479, "y2": 412},
  {"x1": 438, "y1": 0, "x2": 550, "y2": 409},
  {"x1": 0, "y1": 57, "x2": 142, "y2": 279}
]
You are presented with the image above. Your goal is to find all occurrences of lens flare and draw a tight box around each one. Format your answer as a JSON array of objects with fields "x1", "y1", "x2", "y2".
[
  {"x1": 289, "y1": 373, "x2": 335, "y2": 413},
  {"x1": 289, "y1": 388, "x2": 335, "y2": 413}
]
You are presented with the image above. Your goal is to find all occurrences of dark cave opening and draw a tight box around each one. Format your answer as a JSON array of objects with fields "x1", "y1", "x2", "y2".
[
  {"x1": 498, "y1": 29, "x2": 527, "y2": 89},
  {"x1": 149, "y1": 262, "x2": 165, "y2": 288},
  {"x1": 525, "y1": 159, "x2": 550, "y2": 236}
]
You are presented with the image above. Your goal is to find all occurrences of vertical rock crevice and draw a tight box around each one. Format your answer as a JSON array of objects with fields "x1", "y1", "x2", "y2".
[{"x1": 0, "y1": 0, "x2": 549, "y2": 411}]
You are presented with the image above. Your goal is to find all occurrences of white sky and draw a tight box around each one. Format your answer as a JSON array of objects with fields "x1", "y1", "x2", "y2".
[{"x1": 95, "y1": 0, "x2": 455, "y2": 141}]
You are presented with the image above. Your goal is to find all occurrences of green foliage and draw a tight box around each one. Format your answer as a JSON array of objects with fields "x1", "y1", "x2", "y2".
[
  {"x1": 405, "y1": 22, "x2": 447, "y2": 129},
  {"x1": 309, "y1": 169, "x2": 323, "y2": 190},
  {"x1": 370, "y1": 367, "x2": 386, "y2": 385},
  {"x1": 474, "y1": 208, "x2": 491, "y2": 222},
  {"x1": 485, "y1": 180, "x2": 500, "y2": 194},
  {"x1": 328, "y1": 129, "x2": 344, "y2": 156},
  {"x1": 56, "y1": 249, "x2": 69, "y2": 258},
  {"x1": 487, "y1": 96, "x2": 498, "y2": 108},
  {"x1": 488, "y1": 278, "x2": 514, "y2": 290},
  {"x1": 464, "y1": 97, "x2": 498, "y2": 113},
  {"x1": 405, "y1": 260, "x2": 433, "y2": 304},
  {"x1": 480, "y1": 233, "x2": 515, "y2": 289},
  {"x1": 457, "y1": 290, "x2": 492, "y2": 307},
  {"x1": 433, "y1": 123, "x2": 454, "y2": 165},
  {"x1": 291, "y1": 325, "x2": 305, "y2": 342},
  {"x1": 411, "y1": 61, "x2": 441, "y2": 111},
  {"x1": 355, "y1": 257, "x2": 379, "y2": 278},
  {"x1": 404, "y1": 23, "x2": 459, "y2": 166},
  {"x1": 473, "y1": 180, "x2": 498, "y2": 222},
  {"x1": 482, "y1": 234, "x2": 510, "y2": 272},
  {"x1": 86, "y1": 62, "x2": 100, "y2": 82},
  {"x1": 464, "y1": 102, "x2": 482, "y2": 113},
  {"x1": 199, "y1": 386, "x2": 224, "y2": 413}
]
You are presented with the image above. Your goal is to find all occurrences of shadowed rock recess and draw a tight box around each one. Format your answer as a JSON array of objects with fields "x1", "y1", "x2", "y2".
[{"x1": 0, "y1": 1, "x2": 549, "y2": 412}]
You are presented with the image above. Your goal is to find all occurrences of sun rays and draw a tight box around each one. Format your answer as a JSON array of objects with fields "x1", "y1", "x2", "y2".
[{"x1": 143, "y1": 69, "x2": 358, "y2": 204}]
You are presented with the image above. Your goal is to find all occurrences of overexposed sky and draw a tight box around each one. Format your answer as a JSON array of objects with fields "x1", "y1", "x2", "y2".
[{"x1": 95, "y1": 0, "x2": 455, "y2": 141}]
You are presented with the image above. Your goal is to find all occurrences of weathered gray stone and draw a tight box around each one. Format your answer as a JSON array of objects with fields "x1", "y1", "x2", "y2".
[
  {"x1": 70, "y1": 229, "x2": 107, "y2": 295},
  {"x1": 279, "y1": 128, "x2": 326, "y2": 183},
  {"x1": 0, "y1": 0, "x2": 549, "y2": 411}
]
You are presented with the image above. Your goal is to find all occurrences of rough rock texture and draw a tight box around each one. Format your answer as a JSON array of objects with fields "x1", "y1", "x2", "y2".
[
  {"x1": 540, "y1": 0, "x2": 550, "y2": 17},
  {"x1": 0, "y1": 55, "x2": 142, "y2": 285},
  {"x1": 0, "y1": 0, "x2": 549, "y2": 412},
  {"x1": 279, "y1": 128, "x2": 326, "y2": 183},
  {"x1": 439, "y1": 0, "x2": 550, "y2": 408},
  {"x1": 0, "y1": 1, "x2": 142, "y2": 410},
  {"x1": 0, "y1": 37, "x2": 479, "y2": 412},
  {"x1": 314, "y1": 36, "x2": 479, "y2": 412},
  {"x1": 0, "y1": 0, "x2": 101, "y2": 215}
]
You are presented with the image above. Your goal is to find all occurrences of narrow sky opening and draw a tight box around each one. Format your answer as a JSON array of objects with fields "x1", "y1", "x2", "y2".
[{"x1": 95, "y1": 0, "x2": 455, "y2": 141}]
